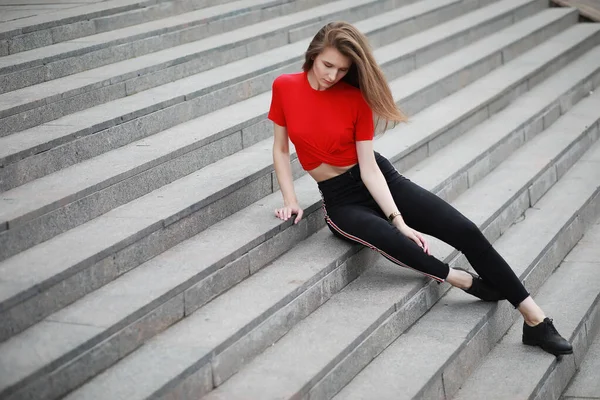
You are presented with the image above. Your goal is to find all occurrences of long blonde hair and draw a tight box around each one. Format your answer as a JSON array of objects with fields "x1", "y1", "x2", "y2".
[{"x1": 302, "y1": 21, "x2": 407, "y2": 131}]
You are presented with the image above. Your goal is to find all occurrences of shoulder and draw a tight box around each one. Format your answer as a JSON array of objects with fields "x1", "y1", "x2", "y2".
[
  {"x1": 336, "y1": 82, "x2": 370, "y2": 112},
  {"x1": 334, "y1": 79, "x2": 358, "y2": 93},
  {"x1": 336, "y1": 81, "x2": 367, "y2": 101},
  {"x1": 273, "y1": 72, "x2": 304, "y2": 89}
]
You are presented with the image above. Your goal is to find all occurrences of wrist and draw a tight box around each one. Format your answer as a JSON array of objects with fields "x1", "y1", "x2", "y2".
[
  {"x1": 391, "y1": 215, "x2": 406, "y2": 228},
  {"x1": 387, "y1": 210, "x2": 401, "y2": 222}
]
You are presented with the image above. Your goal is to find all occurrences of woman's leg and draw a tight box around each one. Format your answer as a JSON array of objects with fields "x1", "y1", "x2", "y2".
[
  {"x1": 324, "y1": 204, "x2": 450, "y2": 283},
  {"x1": 378, "y1": 163, "x2": 530, "y2": 308},
  {"x1": 376, "y1": 159, "x2": 572, "y2": 355}
]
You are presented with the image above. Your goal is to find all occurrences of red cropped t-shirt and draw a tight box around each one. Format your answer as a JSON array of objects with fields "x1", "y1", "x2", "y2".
[{"x1": 267, "y1": 71, "x2": 374, "y2": 171}]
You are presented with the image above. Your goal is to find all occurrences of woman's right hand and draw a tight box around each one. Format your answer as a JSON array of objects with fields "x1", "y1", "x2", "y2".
[{"x1": 275, "y1": 203, "x2": 303, "y2": 224}]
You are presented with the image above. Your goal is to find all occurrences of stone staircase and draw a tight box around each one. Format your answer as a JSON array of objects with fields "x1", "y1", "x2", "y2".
[{"x1": 0, "y1": 0, "x2": 599, "y2": 399}]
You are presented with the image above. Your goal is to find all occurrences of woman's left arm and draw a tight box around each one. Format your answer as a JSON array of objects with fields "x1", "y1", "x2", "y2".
[
  {"x1": 356, "y1": 141, "x2": 402, "y2": 221},
  {"x1": 356, "y1": 141, "x2": 429, "y2": 254}
]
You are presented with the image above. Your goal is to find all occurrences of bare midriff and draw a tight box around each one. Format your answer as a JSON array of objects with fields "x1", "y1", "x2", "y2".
[{"x1": 307, "y1": 162, "x2": 357, "y2": 183}]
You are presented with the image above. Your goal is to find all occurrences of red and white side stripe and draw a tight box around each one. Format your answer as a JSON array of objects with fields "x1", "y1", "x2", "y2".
[{"x1": 324, "y1": 212, "x2": 445, "y2": 283}]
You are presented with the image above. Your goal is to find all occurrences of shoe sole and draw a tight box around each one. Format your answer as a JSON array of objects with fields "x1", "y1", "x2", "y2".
[{"x1": 522, "y1": 339, "x2": 574, "y2": 356}]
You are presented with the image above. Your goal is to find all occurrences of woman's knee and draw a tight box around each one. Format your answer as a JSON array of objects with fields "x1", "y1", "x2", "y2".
[{"x1": 455, "y1": 219, "x2": 490, "y2": 251}]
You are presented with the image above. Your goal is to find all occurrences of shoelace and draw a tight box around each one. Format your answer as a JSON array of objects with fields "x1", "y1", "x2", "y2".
[{"x1": 546, "y1": 318, "x2": 560, "y2": 335}]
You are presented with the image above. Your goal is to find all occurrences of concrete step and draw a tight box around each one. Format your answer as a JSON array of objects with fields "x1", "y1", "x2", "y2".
[
  {"x1": 405, "y1": 47, "x2": 599, "y2": 205},
  {"x1": 0, "y1": 0, "x2": 490, "y2": 138},
  {"x1": 1, "y1": 226, "x2": 367, "y2": 400},
  {"x1": 0, "y1": 0, "x2": 324, "y2": 118},
  {"x1": 562, "y1": 295, "x2": 600, "y2": 400},
  {"x1": 0, "y1": 0, "x2": 330, "y2": 99},
  {"x1": 127, "y1": 79, "x2": 599, "y2": 399},
  {"x1": 54, "y1": 49, "x2": 600, "y2": 400},
  {"x1": 453, "y1": 221, "x2": 600, "y2": 400},
  {"x1": 0, "y1": 0, "x2": 179, "y2": 44},
  {"x1": 0, "y1": 8, "x2": 584, "y2": 264},
  {"x1": 0, "y1": 5, "x2": 91, "y2": 25},
  {"x1": 4, "y1": 43, "x2": 595, "y2": 399},
  {"x1": 65, "y1": 238, "x2": 438, "y2": 400},
  {"x1": 331, "y1": 92, "x2": 600, "y2": 400},
  {"x1": 0, "y1": 0, "x2": 410, "y2": 96},
  {"x1": 0, "y1": 14, "x2": 591, "y2": 345},
  {"x1": 0, "y1": 0, "x2": 240, "y2": 55}
]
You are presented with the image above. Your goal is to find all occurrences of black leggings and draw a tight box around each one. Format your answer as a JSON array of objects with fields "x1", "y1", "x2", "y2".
[{"x1": 317, "y1": 152, "x2": 530, "y2": 308}]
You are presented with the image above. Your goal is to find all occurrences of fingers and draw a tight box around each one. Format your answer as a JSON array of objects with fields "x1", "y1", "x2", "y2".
[
  {"x1": 274, "y1": 208, "x2": 286, "y2": 221},
  {"x1": 274, "y1": 207, "x2": 303, "y2": 223},
  {"x1": 409, "y1": 232, "x2": 420, "y2": 246},
  {"x1": 408, "y1": 233, "x2": 422, "y2": 250},
  {"x1": 414, "y1": 231, "x2": 430, "y2": 255},
  {"x1": 275, "y1": 208, "x2": 289, "y2": 220},
  {"x1": 410, "y1": 232, "x2": 426, "y2": 253},
  {"x1": 399, "y1": 225, "x2": 430, "y2": 255},
  {"x1": 294, "y1": 209, "x2": 303, "y2": 224},
  {"x1": 414, "y1": 231, "x2": 426, "y2": 252}
]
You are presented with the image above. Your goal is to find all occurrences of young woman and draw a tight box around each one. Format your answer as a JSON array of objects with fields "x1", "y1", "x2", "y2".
[{"x1": 268, "y1": 21, "x2": 571, "y2": 356}]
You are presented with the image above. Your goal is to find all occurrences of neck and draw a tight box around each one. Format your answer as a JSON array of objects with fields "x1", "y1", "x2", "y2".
[{"x1": 307, "y1": 70, "x2": 328, "y2": 91}]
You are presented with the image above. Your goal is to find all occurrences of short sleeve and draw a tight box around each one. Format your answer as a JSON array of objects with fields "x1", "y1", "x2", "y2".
[
  {"x1": 268, "y1": 77, "x2": 286, "y2": 127},
  {"x1": 355, "y1": 92, "x2": 374, "y2": 141}
]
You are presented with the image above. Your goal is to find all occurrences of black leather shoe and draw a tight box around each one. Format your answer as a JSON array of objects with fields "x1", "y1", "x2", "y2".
[
  {"x1": 522, "y1": 317, "x2": 573, "y2": 356},
  {"x1": 455, "y1": 268, "x2": 505, "y2": 302}
]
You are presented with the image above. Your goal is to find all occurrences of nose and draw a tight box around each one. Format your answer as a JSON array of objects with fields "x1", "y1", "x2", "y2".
[{"x1": 328, "y1": 71, "x2": 336, "y2": 81}]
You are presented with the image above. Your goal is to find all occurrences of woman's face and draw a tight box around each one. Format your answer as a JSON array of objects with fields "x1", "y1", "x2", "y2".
[{"x1": 312, "y1": 46, "x2": 351, "y2": 89}]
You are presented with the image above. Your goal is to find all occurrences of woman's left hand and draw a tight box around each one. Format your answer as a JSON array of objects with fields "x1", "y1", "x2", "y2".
[
  {"x1": 395, "y1": 222, "x2": 430, "y2": 255},
  {"x1": 412, "y1": 228, "x2": 430, "y2": 255}
]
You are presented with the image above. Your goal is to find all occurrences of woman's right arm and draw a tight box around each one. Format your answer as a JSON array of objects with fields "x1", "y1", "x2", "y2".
[{"x1": 272, "y1": 122, "x2": 303, "y2": 224}]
